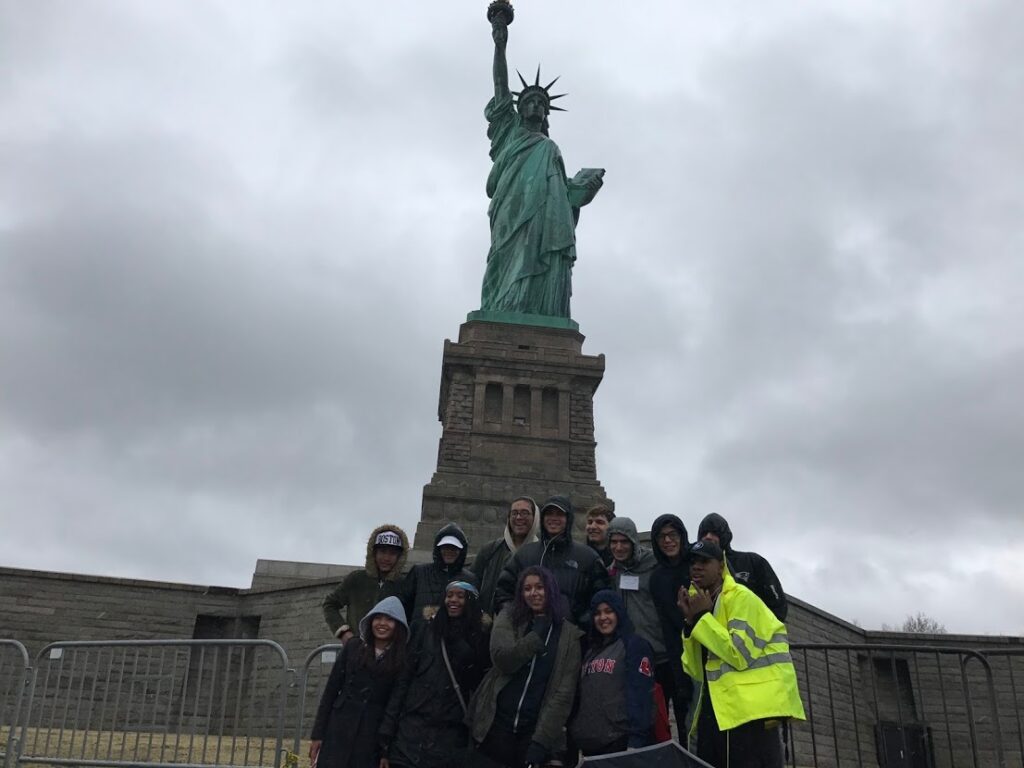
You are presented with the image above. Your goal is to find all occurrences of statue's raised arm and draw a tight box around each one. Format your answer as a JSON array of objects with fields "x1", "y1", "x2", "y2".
[
  {"x1": 474, "y1": 2, "x2": 605, "y2": 325},
  {"x1": 490, "y1": 16, "x2": 510, "y2": 103}
]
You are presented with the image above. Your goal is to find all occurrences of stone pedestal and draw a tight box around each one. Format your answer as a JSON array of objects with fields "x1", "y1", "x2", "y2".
[{"x1": 415, "y1": 320, "x2": 613, "y2": 554}]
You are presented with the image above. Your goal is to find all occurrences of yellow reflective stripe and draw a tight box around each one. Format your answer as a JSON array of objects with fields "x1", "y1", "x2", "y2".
[
  {"x1": 727, "y1": 619, "x2": 788, "y2": 650},
  {"x1": 706, "y1": 651, "x2": 794, "y2": 682}
]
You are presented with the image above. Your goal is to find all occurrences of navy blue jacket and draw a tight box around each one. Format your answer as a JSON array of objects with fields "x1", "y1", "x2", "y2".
[{"x1": 571, "y1": 590, "x2": 654, "y2": 750}]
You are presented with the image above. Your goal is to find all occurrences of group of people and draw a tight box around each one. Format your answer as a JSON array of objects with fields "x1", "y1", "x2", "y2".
[{"x1": 314, "y1": 497, "x2": 805, "y2": 768}]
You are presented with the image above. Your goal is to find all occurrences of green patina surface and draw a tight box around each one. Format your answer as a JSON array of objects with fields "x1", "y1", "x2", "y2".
[
  {"x1": 476, "y1": 6, "x2": 603, "y2": 328},
  {"x1": 466, "y1": 309, "x2": 579, "y2": 330}
]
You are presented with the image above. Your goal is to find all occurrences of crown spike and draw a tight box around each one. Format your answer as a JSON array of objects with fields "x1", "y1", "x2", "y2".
[
  {"x1": 549, "y1": 93, "x2": 567, "y2": 101},
  {"x1": 544, "y1": 76, "x2": 560, "y2": 91},
  {"x1": 517, "y1": 70, "x2": 529, "y2": 90},
  {"x1": 549, "y1": 105, "x2": 567, "y2": 112},
  {"x1": 535, "y1": 65, "x2": 541, "y2": 87}
]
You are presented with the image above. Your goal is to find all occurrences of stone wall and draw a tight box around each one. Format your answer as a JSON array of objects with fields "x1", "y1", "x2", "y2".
[
  {"x1": 250, "y1": 559, "x2": 356, "y2": 591},
  {"x1": 0, "y1": 566, "x2": 241, "y2": 652}
]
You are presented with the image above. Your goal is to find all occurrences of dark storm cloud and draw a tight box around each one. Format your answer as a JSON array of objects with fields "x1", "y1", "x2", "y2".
[{"x1": 1, "y1": 1, "x2": 1021, "y2": 633}]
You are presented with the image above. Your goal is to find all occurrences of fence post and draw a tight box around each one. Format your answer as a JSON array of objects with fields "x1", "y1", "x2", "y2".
[
  {"x1": 291, "y1": 645, "x2": 343, "y2": 759},
  {"x1": 0, "y1": 640, "x2": 31, "y2": 768}
]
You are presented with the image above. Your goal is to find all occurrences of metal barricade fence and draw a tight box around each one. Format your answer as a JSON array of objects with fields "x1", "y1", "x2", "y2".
[
  {"x1": 4, "y1": 636, "x2": 1021, "y2": 768},
  {"x1": 788, "y1": 643, "x2": 1005, "y2": 768},
  {"x1": 17, "y1": 640, "x2": 292, "y2": 768},
  {"x1": 289, "y1": 645, "x2": 343, "y2": 760},
  {"x1": 1, "y1": 640, "x2": 31, "y2": 768}
]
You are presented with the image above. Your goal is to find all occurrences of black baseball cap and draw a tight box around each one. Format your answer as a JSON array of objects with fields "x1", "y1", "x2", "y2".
[{"x1": 689, "y1": 539, "x2": 724, "y2": 562}]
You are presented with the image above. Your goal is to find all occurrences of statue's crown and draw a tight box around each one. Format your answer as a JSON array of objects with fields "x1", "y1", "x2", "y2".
[{"x1": 513, "y1": 66, "x2": 567, "y2": 113}]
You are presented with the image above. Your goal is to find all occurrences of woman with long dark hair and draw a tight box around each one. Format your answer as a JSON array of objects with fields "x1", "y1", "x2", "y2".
[
  {"x1": 467, "y1": 566, "x2": 582, "y2": 768},
  {"x1": 379, "y1": 581, "x2": 491, "y2": 768},
  {"x1": 309, "y1": 596, "x2": 409, "y2": 768},
  {"x1": 569, "y1": 590, "x2": 655, "y2": 756}
]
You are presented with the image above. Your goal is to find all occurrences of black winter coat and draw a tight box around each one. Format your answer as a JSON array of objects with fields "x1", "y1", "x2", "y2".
[
  {"x1": 400, "y1": 523, "x2": 478, "y2": 625},
  {"x1": 494, "y1": 498, "x2": 609, "y2": 625},
  {"x1": 648, "y1": 514, "x2": 691, "y2": 666},
  {"x1": 472, "y1": 537, "x2": 513, "y2": 617},
  {"x1": 725, "y1": 549, "x2": 788, "y2": 621},
  {"x1": 697, "y1": 513, "x2": 788, "y2": 621},
  {"x1": 311, "y1": 639, "x2": 402, "y2": 768},
  {"x1": 379, "y1": 620, "x2": 490, "y2": 768}
]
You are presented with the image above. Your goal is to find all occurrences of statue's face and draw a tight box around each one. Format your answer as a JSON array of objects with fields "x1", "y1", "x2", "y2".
[{"x1": 518, "y1": 93, "x2": 547, "y2": 123}]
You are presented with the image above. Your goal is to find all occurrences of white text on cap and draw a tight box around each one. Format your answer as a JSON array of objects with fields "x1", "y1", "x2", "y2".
[{"x1": 374, "y1": 531, "x2": 403, "y2": 548}]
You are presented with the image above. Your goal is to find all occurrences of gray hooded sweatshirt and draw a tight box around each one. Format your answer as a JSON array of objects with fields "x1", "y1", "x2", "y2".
[
  {"x1": 607, "y1": 517, "x2": 667, "y2": 663},
  {"x1": 357, "y1": 595, "x2": 410, "y2": 642}
]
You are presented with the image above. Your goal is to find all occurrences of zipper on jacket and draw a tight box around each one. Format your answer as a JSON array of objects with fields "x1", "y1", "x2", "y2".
[
  {"x1": 513, "y1": 624, "x2": 554, "y2": 734},
  {"x1": 540, "y1": 536, "x2": 555, "y2": 567}
]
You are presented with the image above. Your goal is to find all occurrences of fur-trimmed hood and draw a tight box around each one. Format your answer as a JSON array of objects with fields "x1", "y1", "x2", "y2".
[{"x1": 364, "y1": 523, "x2": 409, "y2": 581}]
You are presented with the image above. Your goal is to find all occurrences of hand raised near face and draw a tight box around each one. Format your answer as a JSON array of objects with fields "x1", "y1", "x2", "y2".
[
  {"x1": 676, "y1": 585, "x2": 693, "y2": 621},
  {"x1": 689, "y1": 588, "x2": 714, "y2": 616}
]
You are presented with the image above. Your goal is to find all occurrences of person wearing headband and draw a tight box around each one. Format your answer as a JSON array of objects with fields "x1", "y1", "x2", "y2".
[
  {"x1": 323, "y1": 525, "x2": 409, "y2": 641},
  {"x1": 379, "y1": 581, "x2": 490, "y2": 768}
]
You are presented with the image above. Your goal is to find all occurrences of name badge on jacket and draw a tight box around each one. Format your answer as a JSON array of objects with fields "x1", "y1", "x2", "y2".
[{"x1": 619, "y1": 574, "x2": 640, "y2": 591}]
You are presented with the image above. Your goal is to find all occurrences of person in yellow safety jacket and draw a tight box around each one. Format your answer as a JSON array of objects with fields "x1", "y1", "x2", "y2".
[{"x1": 677, "y1": 539, "x2": 805, "y2": 768}]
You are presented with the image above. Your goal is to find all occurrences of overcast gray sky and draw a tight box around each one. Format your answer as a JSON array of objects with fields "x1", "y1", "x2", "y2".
[{"x1": 2, "y1": 1, "x2": 1022, "y2": 635}]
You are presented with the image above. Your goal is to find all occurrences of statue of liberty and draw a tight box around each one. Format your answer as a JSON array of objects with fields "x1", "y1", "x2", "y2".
[{"x1": 475, "y1": 2, "x2": 604, "y2": 325}]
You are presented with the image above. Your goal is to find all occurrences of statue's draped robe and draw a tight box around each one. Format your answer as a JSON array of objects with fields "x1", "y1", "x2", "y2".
[{"x1": 481, "y1": 92, "x2": 577, "y2": 317}]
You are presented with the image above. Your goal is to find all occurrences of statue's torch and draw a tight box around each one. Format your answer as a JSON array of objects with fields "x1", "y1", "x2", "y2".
[{"x1": 487, "y1": 1, "x2": 514, "y2": 25}]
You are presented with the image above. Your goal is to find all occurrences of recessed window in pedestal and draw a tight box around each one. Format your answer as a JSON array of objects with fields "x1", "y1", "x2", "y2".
[
  {"x1": 542, "y1": 387, "x2": 559, "y2": 429},
  {"x1": 513, "y1": 384, "x2": 530, "y2": 426},
  {"x1": 485, "y1": 382, "x2": 503, "y2": 423}
]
